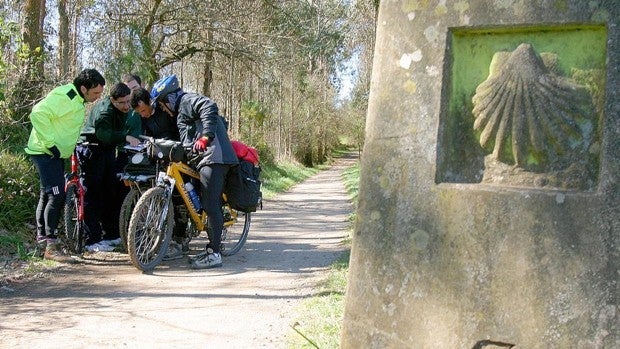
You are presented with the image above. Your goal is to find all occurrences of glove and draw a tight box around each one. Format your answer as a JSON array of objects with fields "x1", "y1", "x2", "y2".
[
  {"x1": 193, "y1": 137, "x2": 209, "y2": 152},
  {"x1": 48, "y1": 146, "x2": 61, "y2": 159}
]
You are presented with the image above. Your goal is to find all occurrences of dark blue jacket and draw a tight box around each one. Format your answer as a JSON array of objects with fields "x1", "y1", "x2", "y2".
[{"x1": 174, "y1": 93, "x2": 238, "y2": 168}]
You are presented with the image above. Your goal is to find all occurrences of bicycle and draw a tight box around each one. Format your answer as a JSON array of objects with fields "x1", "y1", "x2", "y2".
[
  {"x1": 117, "y1": 143, "x2": 157, "y2": 252},
  {"x1": 62, "y1": 141, "x2": 94, "y2": 254},
  {"x1": 126, "y1": 136, "x2": 251, "y2": 272}
]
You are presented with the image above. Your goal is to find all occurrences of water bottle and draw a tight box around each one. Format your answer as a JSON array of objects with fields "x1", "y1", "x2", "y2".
[{"x1": 184, "y1": 182, "x2": 201, "y2": 211}]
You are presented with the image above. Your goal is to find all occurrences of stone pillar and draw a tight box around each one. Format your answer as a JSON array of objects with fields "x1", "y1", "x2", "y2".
[{"x1": 341, "y1": 1, "x2": 618, "y2": 348}]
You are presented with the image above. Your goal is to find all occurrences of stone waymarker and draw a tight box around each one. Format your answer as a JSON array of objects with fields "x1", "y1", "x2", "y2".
[{"x1": 342, "y1": 1, "x2": 618, "y2": 348}]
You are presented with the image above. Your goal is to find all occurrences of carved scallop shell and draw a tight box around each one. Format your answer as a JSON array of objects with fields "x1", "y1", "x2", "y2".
[{"x1": 472, "y1": 43, "x2": 593, "y2": 172}]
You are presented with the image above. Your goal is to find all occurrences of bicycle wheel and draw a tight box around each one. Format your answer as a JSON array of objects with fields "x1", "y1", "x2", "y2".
[
  {"x1": 220, "y1": 205, "x2": 251, "y2": 256},
  {"x1": 63, "y1": 183, "x2": 85, "y2": 254},
  {"x1": 119, "y1": 187, "x2": 141, "y2": 252},
  {"x1": 127, "y1": 186, "x2": 173, "y2": 272}
]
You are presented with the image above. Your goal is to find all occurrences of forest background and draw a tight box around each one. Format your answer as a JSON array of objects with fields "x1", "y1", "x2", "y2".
[{"x1": 0, "y1": 0, "x2": 377, "y2": 239}]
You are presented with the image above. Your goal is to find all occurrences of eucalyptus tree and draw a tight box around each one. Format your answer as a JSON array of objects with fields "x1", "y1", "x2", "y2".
[
  {"x1": 339, "y1": 0, "x2": 379, "y2": 153},
  {"x1": 77, "y1": 0, "x2": 353, "y2": 165},
  {"x1": 82, "y1": 0, "x2": 269, "y2": 85},
  {"x1": 56, "y1": 0, "x2": 91, "y2": 79},
  {"x1": 262, "y1": 0, "x2": 349, "y2": 165}
]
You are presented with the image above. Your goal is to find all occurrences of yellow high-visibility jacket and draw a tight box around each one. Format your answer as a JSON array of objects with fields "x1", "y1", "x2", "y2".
[{"x1": 25, "y1": 83, "x2": 85, "y2": 158}]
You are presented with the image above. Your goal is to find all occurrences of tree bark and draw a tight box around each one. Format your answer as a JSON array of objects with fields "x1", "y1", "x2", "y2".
[
  {"x1": 22, "y1": 0, "x2": 45, "y2": 78},
  {"x1": 57, "y1": 0, "x2": 69, "y2": 78}
]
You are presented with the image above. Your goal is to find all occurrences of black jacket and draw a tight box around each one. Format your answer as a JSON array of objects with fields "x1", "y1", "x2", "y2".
[
  {"x1": 175, "y1": 93, "x2": 238, "y2": 167},
  {"x1": 142, "y1": 106, "x2": 180, "y2": 141}
]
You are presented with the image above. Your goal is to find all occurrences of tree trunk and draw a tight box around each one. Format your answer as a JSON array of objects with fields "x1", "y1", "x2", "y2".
[
  {"x1": 201, "y1": 30, "x2": 213, "y2": 96},
  {"x1": 12, "y1": 0, "x2": 46, "y2": 121},
  {"x1": 57, "y1": 0, "x2": 69, "y2": 78},
  {"x1": 22, "y1": 0, "x2": 45, "y2": 79}
]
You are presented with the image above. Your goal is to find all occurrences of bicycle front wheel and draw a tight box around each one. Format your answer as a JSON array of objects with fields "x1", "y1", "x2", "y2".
[
  {"x1": 220, "y1": 206, "x2": 251, "y2": 256},
  {"x1": 127, "y1": 186, "x2": 173, "y2": 272},
  {"x1": 119, "y1": 187, "x2": 141, "y2": 252},
  {"x1": 63, "y1": 183, "x2": 85, "y2": 254}
]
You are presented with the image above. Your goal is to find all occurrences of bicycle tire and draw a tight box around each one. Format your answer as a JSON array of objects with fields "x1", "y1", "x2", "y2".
[
  {"x1": 127, "y1": 186, "x2": 173, "y2": 272},
  {"x1": 63, "y1": 183, "x2": 85, "y2": 254},
  {"x1": 220, "y1": 206, "x2": 251, "y2": 256},
  {"x1": 118, "y1": 188, "x2": 141, "y2": 252}
]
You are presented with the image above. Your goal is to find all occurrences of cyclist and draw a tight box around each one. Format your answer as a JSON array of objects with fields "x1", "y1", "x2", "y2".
[
  {"x1": 150, "y1": 74, "x2": 238, "y2": 269},
  {"x1": 79, "y1": 82, "x2": 141, "y2": 252},
  {"x1": 121, "y1": 73, "x2": 142, "y2": 91},
  {"x1": 129, "y1": 86, "x2": 190, "y2": 260},
  {"x1": 25, "y1": 68, "x2": 106, "y2": 262},
  {"x1": 130, "y1": 87, "x2": 180, "y2": 140}
]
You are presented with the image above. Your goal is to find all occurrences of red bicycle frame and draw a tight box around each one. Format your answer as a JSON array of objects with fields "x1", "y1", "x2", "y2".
[{"x1": 66, "y1": 151, "x2": 86, "y2": 221}]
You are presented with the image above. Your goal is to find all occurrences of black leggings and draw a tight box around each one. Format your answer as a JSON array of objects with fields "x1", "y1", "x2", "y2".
[
  {"x1": 31, "y1": 154, "x2": 66, "y2": 240},
  {"x1": 199, "y1": 163, "x2": 230, "y2": 253}
]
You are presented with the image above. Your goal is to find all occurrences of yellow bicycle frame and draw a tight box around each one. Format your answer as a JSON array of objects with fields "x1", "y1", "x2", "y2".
[{"x1": 158, "y1": 160, "x2": 237, "y2": 232}]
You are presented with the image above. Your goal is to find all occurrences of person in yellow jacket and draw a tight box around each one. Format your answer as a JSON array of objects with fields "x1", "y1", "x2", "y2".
[{"x1": 25, "y1": 68, "x2": 105, "y2": 263}]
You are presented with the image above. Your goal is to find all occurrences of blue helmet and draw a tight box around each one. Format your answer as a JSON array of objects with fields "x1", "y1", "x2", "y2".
[{"x1": 150, "y1": 74, "x2": 179, "y2": 107}]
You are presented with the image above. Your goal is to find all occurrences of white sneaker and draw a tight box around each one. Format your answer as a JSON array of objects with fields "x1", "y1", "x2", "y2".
[
  {"x1": 191, "y1": 252, "x2": 222, "y2": 269},
  {"x1": 188, "y1": 249, "x2": 208, "y2": 264},
  {"x1": 100, "y1": 238, "x2": 122, "y2": 246},
  {"x1": 85, "y1": 242, "x2": 115, "y2": 252}
]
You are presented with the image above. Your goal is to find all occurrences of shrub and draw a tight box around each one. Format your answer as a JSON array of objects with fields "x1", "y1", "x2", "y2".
[{"x1": 0, "y1": 148, "x2": 38, "y2": 237}]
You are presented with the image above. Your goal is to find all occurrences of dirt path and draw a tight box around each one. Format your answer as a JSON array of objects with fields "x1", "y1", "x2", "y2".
[{"x1": 0, "y1": 154, "x2": 357, "y2": 349}]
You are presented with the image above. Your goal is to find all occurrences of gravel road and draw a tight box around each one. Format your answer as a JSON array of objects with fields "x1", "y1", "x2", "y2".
[{"x1": 0, "y1": 154, "x2": 357, "y2": 349}]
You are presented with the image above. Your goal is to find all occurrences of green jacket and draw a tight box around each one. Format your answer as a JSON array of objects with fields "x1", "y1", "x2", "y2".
[
  {"x1": 25, "y1": 83, "x2": 86, "y2": 158},
  {"x1": 126, "y1": 111, "x2": 142, "y2": 138},
  {"x1": 81, "y1": 98, "x2": 131, "y2": 149}
]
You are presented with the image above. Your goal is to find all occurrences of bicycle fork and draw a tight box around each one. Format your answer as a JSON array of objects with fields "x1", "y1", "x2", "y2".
[{"x1": 154, "y1": 171, "x2": 175, "y2": 233}]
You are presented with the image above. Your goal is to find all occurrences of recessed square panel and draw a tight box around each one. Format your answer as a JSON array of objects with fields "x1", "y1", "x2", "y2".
[{"x1": 436, "y1": 24, "x2": 607, "y2": 190}]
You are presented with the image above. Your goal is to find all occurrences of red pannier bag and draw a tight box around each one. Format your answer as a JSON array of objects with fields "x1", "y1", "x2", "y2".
[{"x1": 231, "y1": 140, "x2": 259, "y2": 165}]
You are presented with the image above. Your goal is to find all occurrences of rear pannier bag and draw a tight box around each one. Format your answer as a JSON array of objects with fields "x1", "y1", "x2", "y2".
[{"x1": 225, "y1": 161, "x2": 262, "y2": 213}]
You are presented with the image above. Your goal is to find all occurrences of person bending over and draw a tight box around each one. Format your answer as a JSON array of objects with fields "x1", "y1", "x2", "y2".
[
  {"x1": 150, "y1": 74, "x2": 238, "y2": 269},
  {"x1": 25, "y1": 68, "x2": 105, "y2": 262}
]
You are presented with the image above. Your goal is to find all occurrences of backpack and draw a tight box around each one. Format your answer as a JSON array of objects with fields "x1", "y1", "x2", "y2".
[{"x1": 225, "y1": 141, "x2": 262, "y2": 213}]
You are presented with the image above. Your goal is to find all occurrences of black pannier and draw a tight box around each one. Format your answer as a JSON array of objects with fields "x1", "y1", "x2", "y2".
[{"x1": 225, "y1": 160, "x2": 262, "y2": 213}]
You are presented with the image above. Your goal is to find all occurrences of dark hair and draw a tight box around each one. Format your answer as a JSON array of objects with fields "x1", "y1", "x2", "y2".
[
  {"x1": 130, "y1": 87, "x2": 151, "y2": 108},
  {"x1": 74, "y1": 68, "x2": 105, "y2": 90},
  {"x1": 122, "y1": 73, "x2": 142, "y2": 86},
  {"x1": 110, "y1": 82, "x2": 131, "y2": 99}
]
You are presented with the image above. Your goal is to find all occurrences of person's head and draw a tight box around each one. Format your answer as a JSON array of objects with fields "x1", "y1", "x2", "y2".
[
  {"x1": 122, "y1": 73, "x2": 142, "y2": 91},
  {"x1": 150, "y1": 74, "x2": 182, "y2": 116},
  {"x1": 130, "y1": 87, "x2": 154, "y2": 118},
  {"x1": 73, "y1": 68, "x2": 106, "y2": 102},
  {"x1": 109, "y1": 82, "x2": 132, "y2": 114}
]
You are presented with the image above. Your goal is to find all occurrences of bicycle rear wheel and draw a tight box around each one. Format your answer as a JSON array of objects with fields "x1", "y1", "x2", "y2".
[
  {"x1": 220, "y1": 205, "x2": 251, "y2": 256},
  {"x1": 119, "y1": 187, "x2": 140, "y2": 252},
  {"x1": 127, "y1": 186, "x2": 173, "y2": 272},
  {"x1": 63, "y1": 183, "x2": 85, "y2": 254}
]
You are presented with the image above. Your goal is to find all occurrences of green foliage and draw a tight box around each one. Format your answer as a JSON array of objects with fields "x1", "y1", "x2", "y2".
[
  {"x1": 240, "y1": 100, "x2": 269, "y2": 126},
  {"x1": 254, "y1": 141, "x2": 275, "y2": 166},
  {"x1": 0, "y1": 234, "x2": 29, "y2": 260},
  {"x1": 0, "y1": 149, "x2": 38, "y2": 236},
  {"x1": 341, "y1": 162, "x2": 359, "y2": 204},
  {"x1": 0, "y1": 17, "x2": 19, "y2": 114}
]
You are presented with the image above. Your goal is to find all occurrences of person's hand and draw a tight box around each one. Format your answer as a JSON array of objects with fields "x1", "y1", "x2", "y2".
[
  {"x1": 48, "y1": 146, "x2": 61, "y2": 159},
  {"x1": 126, "y1": 135, "x2": 141, "y2": 147},
  {"x1": 193, "y1": 137, "x2": 209, "y2": 152}
]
